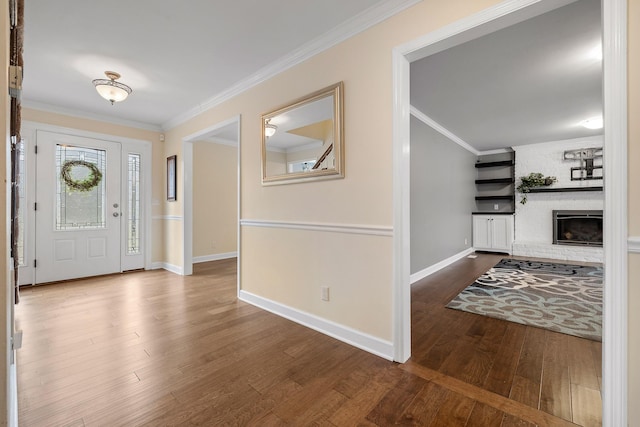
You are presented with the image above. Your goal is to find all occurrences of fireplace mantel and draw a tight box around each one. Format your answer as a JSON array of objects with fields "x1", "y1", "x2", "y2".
[{"x1": 527, "y1": 186, "x2": 603, "y2": 193}]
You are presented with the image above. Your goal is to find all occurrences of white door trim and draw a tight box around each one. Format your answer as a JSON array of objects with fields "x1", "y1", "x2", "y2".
[
  {"x1": 181, "y1": 115, "x2": 241, "y2": 280},
  {"x1": 392, "y1": 0, "x2": 627, "y2": 425},
  {"x1": 20, "y1": 121, "x2": 153, "y2": 281},
  {"x1": 601, "y1": 2, "x2": 628, "y2": 425}
]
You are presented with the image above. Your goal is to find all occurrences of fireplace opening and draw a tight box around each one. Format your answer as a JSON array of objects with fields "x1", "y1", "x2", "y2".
[{"x1": 553, "y1": 210, "x2": 603, "y2": 246}]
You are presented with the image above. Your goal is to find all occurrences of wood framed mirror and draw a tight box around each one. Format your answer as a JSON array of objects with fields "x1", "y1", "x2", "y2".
[{"x1": 261, "y1": 82, "x2": 344, "y2": 185}]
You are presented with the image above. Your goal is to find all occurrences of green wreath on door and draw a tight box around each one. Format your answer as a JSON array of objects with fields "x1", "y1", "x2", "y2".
[{"x1": 60, "y1": 160, "x2": 103, "y2": 192}]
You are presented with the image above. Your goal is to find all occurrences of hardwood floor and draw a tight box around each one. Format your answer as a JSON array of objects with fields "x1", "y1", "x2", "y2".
[{"x1": 16, "y1": 255, "x2": 601, "y2": 426}]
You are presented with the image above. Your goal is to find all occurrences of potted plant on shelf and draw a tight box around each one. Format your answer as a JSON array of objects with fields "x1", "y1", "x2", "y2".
[{"x1": 517, "y1": 172, "x2": 557, "y2": 204}]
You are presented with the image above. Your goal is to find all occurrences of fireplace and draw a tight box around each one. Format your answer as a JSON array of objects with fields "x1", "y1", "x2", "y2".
[{"x1": 553, "y1": 210, "x2": 603, "y2": 246}]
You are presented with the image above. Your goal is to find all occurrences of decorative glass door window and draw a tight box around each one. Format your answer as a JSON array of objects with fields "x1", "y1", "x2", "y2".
[
  {"x1": 56, "y1": 144, "x2": 107, "y2": 230},
  {"x1": 127, "y1": 153, "x2": 141, "y2": 254},
  {"x1": 16, "y1": 139, "x2": 25, "y2": 265}
]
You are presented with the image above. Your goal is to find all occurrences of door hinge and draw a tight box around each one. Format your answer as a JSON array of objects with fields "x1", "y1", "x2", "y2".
[
  {"x1": 34, "y1": 145, "x2": 38, "y2": 154},
  {"x1": 12, "y1": 330, "x2": 23, "y2": 351},
  {"x1": 34, "y1": 259, "x2": 37, "y2": 268},
  {"x1": 34, "y1": 202, "x2": 37, "y2": 211},
  {"x1": 9, "y1": 65, "x2": 22, "y2": 98}
]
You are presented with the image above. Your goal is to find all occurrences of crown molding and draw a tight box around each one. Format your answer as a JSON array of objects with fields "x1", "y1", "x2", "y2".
[
  {"x1": 162, "y1": 0, "x2": 421, "y2": 131},
  {"x1": 410, "y1": 104, "x2": 480, "y2": 156},
  {"x1": 21, "y1": 99, "x2": 162, "y2": 132}
]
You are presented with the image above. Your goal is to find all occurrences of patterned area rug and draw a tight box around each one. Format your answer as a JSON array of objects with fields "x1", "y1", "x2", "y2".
[{"x1": 446, "y1": 258, "x2": 603, "y2": 341}]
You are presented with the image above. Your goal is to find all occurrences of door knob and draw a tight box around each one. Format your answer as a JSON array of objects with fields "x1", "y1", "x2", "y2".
[{"x1": 113, "y1": 212, "x2": 120, "y2": 217}]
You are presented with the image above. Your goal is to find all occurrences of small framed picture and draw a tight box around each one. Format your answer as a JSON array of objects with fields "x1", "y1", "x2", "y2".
[{"x1": 167, "y1": 155, "x2": 177, "y2": 201}]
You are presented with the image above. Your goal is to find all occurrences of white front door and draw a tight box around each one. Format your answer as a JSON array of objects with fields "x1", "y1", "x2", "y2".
[{"x1": 35, "y1": 131, "x2": 122, "y2": 283}]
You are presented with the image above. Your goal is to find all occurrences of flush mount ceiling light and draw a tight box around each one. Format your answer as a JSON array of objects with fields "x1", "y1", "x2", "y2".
[
  {"x1": 579, "y1": 116, "x2": 603, "y2": 130},
  {"x1": 265, "y1": 120, "x2": 277, "y2": 138},
  {"x1": 92, "y1": 71, "x2": 132, "y2": 104}
]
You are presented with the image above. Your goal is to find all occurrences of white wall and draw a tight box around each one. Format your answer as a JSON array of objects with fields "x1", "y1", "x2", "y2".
[{"x1": 513, "y1": 136, "x2": 603, "y2": 262}]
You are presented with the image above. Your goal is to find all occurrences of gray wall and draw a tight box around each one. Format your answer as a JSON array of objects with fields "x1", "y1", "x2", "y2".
[{"x1": 410, "y1": 116, "x2": 476, "y2": 275}]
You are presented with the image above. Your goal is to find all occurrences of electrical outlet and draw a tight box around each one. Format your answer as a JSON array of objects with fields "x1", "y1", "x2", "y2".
[
  {"x1": 494, "y1": 204, "x2": 499, "y2": 211},
  {"x1": 464, "y1": 238, "x2": 468, "y2": 245},
  {"x1": 321, "y1": 286, "x2": 330, "y2": 301}
]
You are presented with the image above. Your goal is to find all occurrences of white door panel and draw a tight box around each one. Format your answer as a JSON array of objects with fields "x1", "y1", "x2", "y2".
[{"x1": 35, "y1": 131, "x2": 122, "y2": 283}]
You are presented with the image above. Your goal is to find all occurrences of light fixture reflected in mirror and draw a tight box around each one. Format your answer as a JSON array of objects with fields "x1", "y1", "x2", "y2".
[
  {"x1": 93, "y1": 71, "x2": 132, "y2": 104},
  {"x1": 265, "y1": 120, "x2": 277, "y2": 138}
]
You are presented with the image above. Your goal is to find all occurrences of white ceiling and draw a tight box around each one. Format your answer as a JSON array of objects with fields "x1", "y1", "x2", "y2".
[
  {"x1": 22, "y1": 0, "x2": 415, "y2": 130},
  {"x1": 410, "y1": 0, "x2": 603, "y2": 152},
  {"x1": 22, "y1": 0, "x2": 603, "y2": 147}
]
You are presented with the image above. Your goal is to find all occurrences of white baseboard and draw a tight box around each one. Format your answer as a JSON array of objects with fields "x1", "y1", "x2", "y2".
[
  {"x1": 150, "y1": 262, "x2": 183, "y2": 275},
  {"x1": 193, "y1": 252, "x2": 238, "y2": 263},
  {"x1": 410, "y1": 247, "x2": 475, "y2": 285},
  {"x1": 150, "y1": 262, "x2": 163, "y2": 270},
  {"x1": 238, "y1": 290, "x2": 394, "y2": 361}
]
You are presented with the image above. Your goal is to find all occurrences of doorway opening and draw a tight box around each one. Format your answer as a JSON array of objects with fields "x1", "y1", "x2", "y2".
[
  {"x1": 392, "y1": 0, "x2": 627, "y2": 423},
  {"x1": 182, "y1": 116, "x2": 241, "y2": 292}
]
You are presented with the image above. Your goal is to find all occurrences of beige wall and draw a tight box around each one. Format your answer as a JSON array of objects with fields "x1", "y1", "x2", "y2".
[
  {"x1": 20, "y1": 108, "x2": 165, "y2": 263},
  {"x1": 628, "y1": 0, "x2": 640, "y2": 421},
  {"x1": 192, "y1": 141, "x2": 237, "y2": 257},
  {"x1": 162, "y1": 0, "x2": 501, "y2": 342}
]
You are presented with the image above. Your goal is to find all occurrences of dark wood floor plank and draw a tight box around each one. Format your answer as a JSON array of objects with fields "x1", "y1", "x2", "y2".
[
  {"x1": 567, "y1": 338, "x2": 601, "y2": 390},
  {"x1": 483, "y1": 322, "x2": 527, "y2": 397},
  {"x1": 439, "y1": 316, "x2": 508, "y2": 387},
  {"x1": 328, "y1": 378, "x2": 390, "y2": 426},
  {"x1": 365, "y1": 371, "x2": 429, "y2": 426},
  {"x1": 428, "y1": 389, "x2": 476, "y2": 426},
  {"x1": 509, "y1": 375, "x2": 541, "y2": 409},
  {"x1": 540, "y1": 332, "x2": 572, "y2": 421},
  {"x1": 500, "y1": 414, "x2": 537, "y2": 426},
  {"x1": 398, "y1": 380, "x2": 451, "y2": 426},
  {"x1": 570, "y1": 384, "x2": 602, "y2": 427},
  {"x1": 515, "y1": 327, "x2": 547, "y2": 385},
  {"x1": 466, "y1": 402, "x2": 506, "y2": 427}
]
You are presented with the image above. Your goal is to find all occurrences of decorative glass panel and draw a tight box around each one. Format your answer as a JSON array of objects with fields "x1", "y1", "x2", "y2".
[
  {"x1": 127, "y1": 154, "x2": 141, "y2": 254},
  {"x1": 56, "y1": 145, "x2": 106, "y2": 230},
  {"x1": 16, "y1": 139, "x2": 26, "y2": 265}
]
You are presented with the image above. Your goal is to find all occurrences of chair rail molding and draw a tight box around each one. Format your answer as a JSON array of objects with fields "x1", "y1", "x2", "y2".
[{"x1": 240, "y1": 219, "x2": 393, "y2": 237}]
